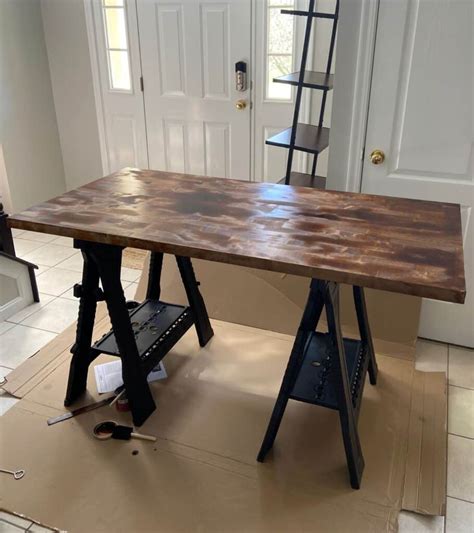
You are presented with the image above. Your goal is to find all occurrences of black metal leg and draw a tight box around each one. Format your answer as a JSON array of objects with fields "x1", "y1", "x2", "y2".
[
  {"x1": 65, "y1": 246, "x2": 101, "y2": 406},
  {"x1": 2, "y1": 204, "x2": 39, "y2": 302},
  {"x1": 257, "y1": 279, "x2": 324, "y2": 462},
  {"x1": 175, "y1": 256, "x2": 214, "y2": 347},
  {"x1": 0, "y1": 203, "x2": 15, "y2": 256},
  {"x1": 326, "y1": 283, "x2": 364, "y2": 489},
  {"x1": 91, "y1": 243, "x2": 156, "y2": 427},
  {"x1": 146, "y1": 252, "x2": 164, "y2": 300},
  {"x1": 353, "y1": 286, "x2": 378, "y2": 385}
]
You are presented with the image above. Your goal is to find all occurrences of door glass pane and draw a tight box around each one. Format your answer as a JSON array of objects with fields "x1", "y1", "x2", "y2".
[
  {"x1": 267, "y1": 55, "x2": 292, "y2": 99},
  {"x1": 103, "y1": 0, "x2": 124, "y2": 6},
  {"x1": 268, "y1": 8, "x2": 293, "y2": 54},
  {"x1": 105, "y1": 7, "x2": 128, "y2": 49},
  {"x1": 109, "y1": 50, "x2": 131, "y2": 90},
  {"x1": 265, "y1": 0, "x2": 294, "y2": 100}
]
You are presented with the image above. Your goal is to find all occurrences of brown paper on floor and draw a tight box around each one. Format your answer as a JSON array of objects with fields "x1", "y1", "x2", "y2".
[
  {"x1": 402, "y1": 371, "x2": 447, "y2": 516},
  {"x1": 0, "y1": 317, "x2": 446, "y2": 533},
  {"x1": 136, "y1": 255, "x2": 421, "y2": 360}
]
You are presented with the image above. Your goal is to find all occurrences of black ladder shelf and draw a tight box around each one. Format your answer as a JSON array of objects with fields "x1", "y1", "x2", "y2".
[{"x1": 265, "y1": 0, "x2": 339, "y2": 188}]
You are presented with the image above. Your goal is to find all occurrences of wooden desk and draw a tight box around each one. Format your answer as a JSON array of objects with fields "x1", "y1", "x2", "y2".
[{"x1": 9, "y1": 168, "x2": 465, "y2": 489}]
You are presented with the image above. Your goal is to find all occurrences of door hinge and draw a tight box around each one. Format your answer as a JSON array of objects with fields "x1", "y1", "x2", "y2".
[{"x1": 140, "y1": 76, "x2": 144, "y2": 92}]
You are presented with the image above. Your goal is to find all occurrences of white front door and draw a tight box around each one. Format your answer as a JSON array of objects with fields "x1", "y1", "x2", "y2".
[
  {"x1": 137, "y1": 0, "x2": 251, "y2": 179},
  {"x1": 361, "y1": 0, "x2": 473, "y2": 347},
  {"x1": 90, "y1": 0, "x2": 148, "y2": 172}
]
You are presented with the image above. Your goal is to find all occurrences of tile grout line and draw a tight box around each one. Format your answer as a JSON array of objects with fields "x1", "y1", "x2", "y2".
[
  {"x1": 0, "y1": 518, "x2": 33, "y2": 530},
  {"x1": 5, "y1": 296, "x2": 61, "y2": 325},
  {"x1": 448, "y1": 383, "x2": 474, "y2": 392},
  {"x1": 19, "y1": 323, "x2": 61, "y2": 334},
  {"x1": 448, "y1": 432, "x2": 474, "y2": 441},
  {"x1": 447, "y1": 341, "x2": 474, "y2": 351},
  {"x1": 3, "y1": 319, "x2": 64, "y2": 336},
  {"x1": 447, "y1": 494, "x2": 474, "y2": 505},
  {"x1": 19, "y1": 291, "x2": 87, "y2": 316}
]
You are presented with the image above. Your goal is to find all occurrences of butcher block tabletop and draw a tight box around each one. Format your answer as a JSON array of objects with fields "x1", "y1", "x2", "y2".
[{"x1": 9, "y1": 168, "x2": 465, "y2": 303}]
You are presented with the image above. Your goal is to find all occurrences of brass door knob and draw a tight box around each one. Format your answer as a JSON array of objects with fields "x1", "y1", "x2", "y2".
[
  {"x1": 235, "y1": 99, "x2": 247, "y2": 110},
  {"x1": 370, "y1": 149, "x2": 385, "y2": 165}
]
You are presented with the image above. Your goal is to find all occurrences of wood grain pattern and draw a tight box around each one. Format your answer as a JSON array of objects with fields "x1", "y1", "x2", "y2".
[{"x1": 9, "y1": 168, "x2": 465, "y2": 303}]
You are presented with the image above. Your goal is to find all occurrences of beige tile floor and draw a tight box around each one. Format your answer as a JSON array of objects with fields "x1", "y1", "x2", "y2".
[
  {"x1": 0, "y1": 231, "x2": 473, "y2": 532},
  {"x1": 0, "y1": 511, "x2": 55, "y2": 533}
]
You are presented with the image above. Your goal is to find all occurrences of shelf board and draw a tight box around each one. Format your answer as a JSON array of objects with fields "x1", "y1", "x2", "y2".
[
  {"x1": 290, "y1": 332, "x2": 369, "y2": 415},
  {"x1": 281, "y1": 9, "x2": 336, "y2": 19},
  {"x1": 265, "y1": 124, "x2": 330, "y2": 155},
  {"x1": 93, "y1": 299, "x2": 193, "y2": 371},
  {"x1": 279, "y1": 172, "x2": 326, "y2": 189},
  {"x1": 273, "y1": 71, "x2": 334, "y2": 90}
]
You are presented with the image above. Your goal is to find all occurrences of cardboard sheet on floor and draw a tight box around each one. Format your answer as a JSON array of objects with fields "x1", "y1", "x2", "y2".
[
  {"x1": 0, "y1": 317, "x2": 446, "y2": 532},
  {"x1": 136, "y1": 255, "x2": 421, "y2": 360}
]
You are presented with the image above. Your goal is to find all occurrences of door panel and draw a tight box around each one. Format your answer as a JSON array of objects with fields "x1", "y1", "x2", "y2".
[
  {"x1": 137, "y1": 0, "x2": 251, "y2": 180},
  {"x1": 91, "y1": 0, "x2": 148, "y2": 172},
  {"x1": 201, "y1": 5, "x2": 230, "y2": 99},
  {"x1": 109, "y1": 115, "x2": 141, "y2": 169},
  {"x1": 361, "y1": 0, "x2": 473, "y2": 346},
  {"x1": 156, "y1": 5, "x2": 186, "y2": 96}
]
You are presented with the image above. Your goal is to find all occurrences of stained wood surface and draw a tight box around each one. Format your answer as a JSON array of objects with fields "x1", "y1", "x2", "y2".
[{"x1": 9, "y1": 168, "x2": 465, "y2": 303}]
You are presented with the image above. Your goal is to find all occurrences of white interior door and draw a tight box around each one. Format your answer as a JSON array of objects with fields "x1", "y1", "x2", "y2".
[
  {"x1": 137, "y1": 0, "x2": 251, "y2": 180},
  {"x1": 361, "y1": 0, "x2": 473, "y2": 347},
  {"x1": 90, "y1": 0, "x2": 148, "y2": 172}
]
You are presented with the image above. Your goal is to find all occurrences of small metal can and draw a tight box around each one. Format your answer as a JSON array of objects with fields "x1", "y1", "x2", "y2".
[{"x1": 115, "y1": 393, "x2": 130, "y2": 412}]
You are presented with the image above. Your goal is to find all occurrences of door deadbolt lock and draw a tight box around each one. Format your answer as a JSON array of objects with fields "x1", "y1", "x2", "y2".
[
  {"x1": 235, "y1": 61, "x2": 247, "y2": 92},
  {"x1": 370, "y1": 149, "x2": 385, "y2": 165}
]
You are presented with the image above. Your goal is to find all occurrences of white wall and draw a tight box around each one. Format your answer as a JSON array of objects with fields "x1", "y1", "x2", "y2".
[
  {"x1": 0, "y1": 145, "x2": 13, "y2": 213},
  {"x1": 0, "y1": 0, "x2": 66, "y2": 213},
  {"x1": 41, "y1": 0, "x2": 103, "y2": 190}
]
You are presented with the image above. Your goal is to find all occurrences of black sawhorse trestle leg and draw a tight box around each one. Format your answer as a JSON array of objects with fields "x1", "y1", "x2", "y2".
[
  {"x1": 65, "y1": 246, "x2": 213, "y2": 427},
  {"x1": 65, "y1": 241, "x2": 155, "y2": 426},
  {"x1": 146, "y1": 252, "x2": 214, "y2": 347},
  {"x1": 257, "y1": 279, "x2": 324, "y2": 461},
  {"x1": 257, "y1": 279, "x2": 377, "y2": 489},
  {"x1": 353, "y1": 285, "x2": 378, "y2": 385},
  {"x1": 175, "y1": 255, "x2": 214, "y2": 346},
  {"x1": 65, "y1": 246, "x2": 101, "y2": 405}
]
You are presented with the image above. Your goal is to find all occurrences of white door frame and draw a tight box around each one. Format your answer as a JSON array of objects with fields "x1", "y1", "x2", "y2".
[
  {"x1": 84, "y1": 0, "x2": 110, "y2": 175},
  {"x1": 326, "y1": 0, "x2": 379, "y2": 193},
  {"x1": 84, "y1": 0, "x2": 148, "y2": 174}
]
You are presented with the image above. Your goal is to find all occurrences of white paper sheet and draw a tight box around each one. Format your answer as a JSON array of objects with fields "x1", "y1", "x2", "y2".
[{"x1": 94, "y1": 360, "x2": 167, "y2": 394}]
